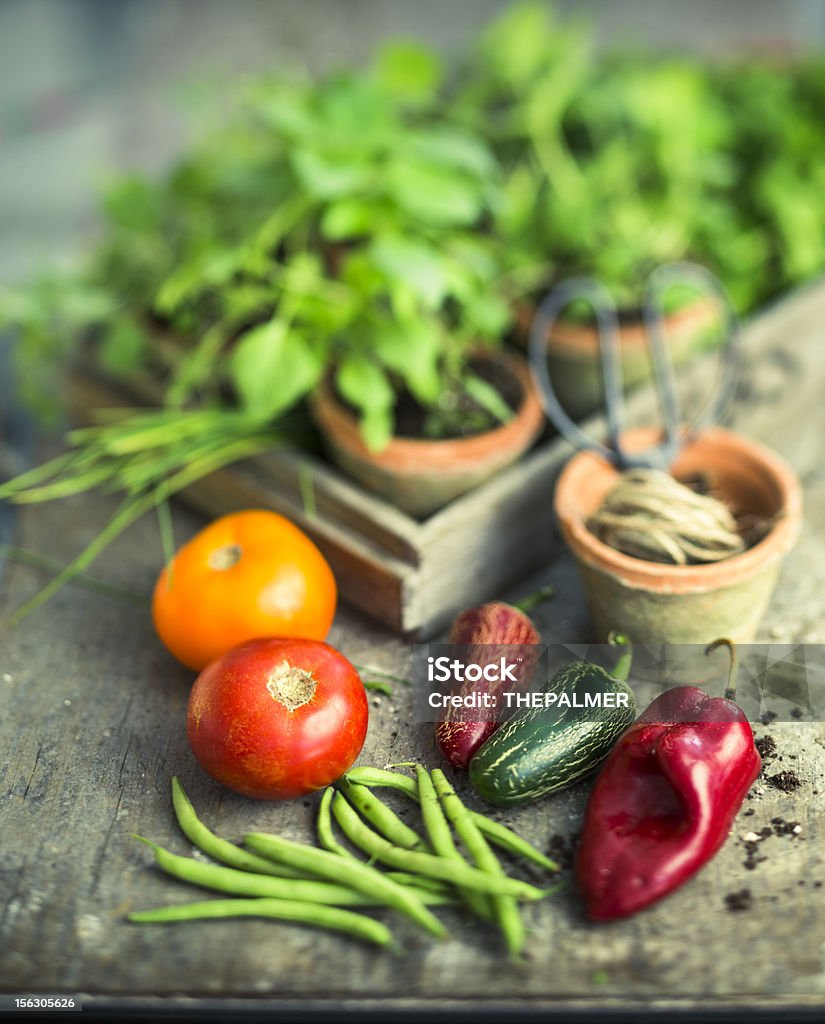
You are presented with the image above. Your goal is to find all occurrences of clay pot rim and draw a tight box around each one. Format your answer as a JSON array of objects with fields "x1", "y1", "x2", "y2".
[
  {"x1": 555, "y1": 426, "x2": 803, "y2": 594},
  {"x1": 310, "y1": 346, "x2": 545, "y2": 470},
  {"x1": 528, "y1": 294, "x2": 720, "y2": 359}
]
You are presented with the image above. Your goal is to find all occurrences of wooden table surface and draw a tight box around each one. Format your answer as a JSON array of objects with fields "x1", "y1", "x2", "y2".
[{"x1": 2, "y1": 283, "x2": 825, "y2": 1019}]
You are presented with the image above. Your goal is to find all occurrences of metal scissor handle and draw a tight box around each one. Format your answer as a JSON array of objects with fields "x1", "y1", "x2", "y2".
[{"x1": 528, "y1": 261, "x2": 740, "y2": 470}]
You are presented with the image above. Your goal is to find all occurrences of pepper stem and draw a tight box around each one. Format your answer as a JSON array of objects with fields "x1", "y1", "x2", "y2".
[
  {"x1": 513, "y1": 585, "x2": 556, "y2": 614},
  {"x1": 705, "y1": 637, "x2": 738, "y2": 700},
  {"x1": 607, "y1": 631, "x2": 633, "y2": 681}
]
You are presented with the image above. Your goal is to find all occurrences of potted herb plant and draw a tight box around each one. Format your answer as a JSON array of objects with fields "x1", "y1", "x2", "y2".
[
  {"x1": 0, "y1": 45, "x2": 542, "y2": 609},
  {"x1": 446, "y1": 3, "x2": 737, "y2": 419},
  {"x1": 151, "y1": 58, "x2": 543, "y2": 516}
]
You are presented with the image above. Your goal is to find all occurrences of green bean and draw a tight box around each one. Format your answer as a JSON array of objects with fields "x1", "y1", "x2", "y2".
[
  {"x1": 330, "y1": 792, "x2": 545, "y2": 901},
  {"x1": 128, "y1": 897, "x2": 394, "y2": 947},
  {"x1": 244, "y1": 832, "x2": 448, "y2": 938},
  {"x1": 384, "y1": 872, "x2": 450, "y2": 894},
  {"x1": 317, "y1": 790, "x2": 447, "y2": 898},
  {"x1": 470, "y1": 816, "x2": 559, "y2": 874},
  {"x1": 414, "y1": 765, "x2": 491, "y2": 921},
  {"x1": 431, "y1": 769, "x2": 524, "y2": 958},
  {"x1": 344, "y1": 767, "x2": 559, "y2": 873},
  {"x1": 362, "y1": 680, "x2": 394, "y2": 695},
  {"x1": 345, "y1": 766, "x2": 418, "y2": 796},
  {"x1": 317, "y1": 787, "x2": 359, "y2": 860},
  {"x1": 335, "y1": 777, "x2": 427, "y2": 852},
  {"x1": 171, "y1": 776, "x2": 306, "y2": 879},
  {"x1": 132, "y1": 834, "x2": 452, "y2": 907}
]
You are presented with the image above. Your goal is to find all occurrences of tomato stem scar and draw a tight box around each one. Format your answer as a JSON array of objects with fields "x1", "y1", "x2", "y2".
[
  {"x1": 267, "y1": 660, "x2": 317, "y2": 711},
  {"x1": 208, "y1": 543, "x2": 243, "y2": 571}
]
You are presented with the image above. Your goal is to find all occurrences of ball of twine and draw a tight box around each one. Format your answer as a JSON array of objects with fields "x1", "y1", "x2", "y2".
[{"x1": 587, "y1": 468, "x2": 746, "y2": 565}]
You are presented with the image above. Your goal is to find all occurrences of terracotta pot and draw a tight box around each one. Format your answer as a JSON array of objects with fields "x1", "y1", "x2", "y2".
[
  {"x1": 518, "y1": 297, "x2": 718, "y2": 421},
  {"x1": 554, "y1": 427, "x2": 803, "y2": 643},
  {"x1": 310, "y1": 348, "x2": 544, "y2": 518}
]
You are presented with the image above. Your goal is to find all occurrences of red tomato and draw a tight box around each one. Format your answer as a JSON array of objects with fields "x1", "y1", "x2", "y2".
[{"x1": 186, "y1": 637, "x2": 368, "y2": 800}]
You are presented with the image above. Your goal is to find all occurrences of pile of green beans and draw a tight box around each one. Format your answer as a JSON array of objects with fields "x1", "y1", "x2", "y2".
[{"x1": 127, "y1": 769, "x2": 559, "y2": 954}]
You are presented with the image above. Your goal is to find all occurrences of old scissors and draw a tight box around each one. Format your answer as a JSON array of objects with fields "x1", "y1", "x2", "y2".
[{"x1": 527, "y1": 262, "x2": 740, "y2": 470}]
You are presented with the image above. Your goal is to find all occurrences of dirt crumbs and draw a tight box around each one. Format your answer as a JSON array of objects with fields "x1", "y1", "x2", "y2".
[
  {"x1": 755, "y1": 734, "x2": 778, "y2": 760},
  {"x1": 740, "y1": 818, "x2": 804, "y2": 870},
  {"x1": 725, "y1": 888, "x2": 753, "y2": 912},
  {"x1": 547, "y1": 833, "x2": 577, "y2": 871},
  {"x1": 752, "y1": 734, "x2": 804, "y2": 793},
  {"x1": 770, "y1": 817, "x2": 803, "y2": 837},
  {"x1": 766, "y1": 769, "x2": 802, "y2": 793},
  {"x1": 741, "y1": 832, "x2": 768, "y2": 871}
]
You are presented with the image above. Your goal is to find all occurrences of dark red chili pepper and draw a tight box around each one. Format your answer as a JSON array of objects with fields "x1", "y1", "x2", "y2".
[{"x1": 576, "y1": 638, "x2": 761, "y2": 921}]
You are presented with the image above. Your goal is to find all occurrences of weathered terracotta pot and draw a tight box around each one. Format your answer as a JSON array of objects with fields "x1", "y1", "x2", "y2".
[
  {"x1": 520, "y1": 297, "x2": 718, "y2": 420},
  {"x1": 554, "y1": 427, "x2": 803, "y2": 643},
  {"x1": 310, "y1": 348, "x2": 544, "y2": 518}
]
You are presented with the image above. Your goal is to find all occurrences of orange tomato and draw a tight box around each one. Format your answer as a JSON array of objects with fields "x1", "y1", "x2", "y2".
[{"x1": 152, "y1": 509, "x2": 337, "y2": 671}]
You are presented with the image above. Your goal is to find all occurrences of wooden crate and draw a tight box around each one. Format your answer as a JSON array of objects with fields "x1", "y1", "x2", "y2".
[{"x1": 67, "y1": 367, "x2": 572, "y2": 638}]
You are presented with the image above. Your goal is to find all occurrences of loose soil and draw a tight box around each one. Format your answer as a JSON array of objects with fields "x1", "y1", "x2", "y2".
[
  {"x1": 547, "y1": 832, "x2": 578, "y2": 872},
  {"x1": 766, "y1": 770, "x2": 802, "y2": 793},
  {"x1": 724, "y1": 889, "x2": 753, "y2": 912}
]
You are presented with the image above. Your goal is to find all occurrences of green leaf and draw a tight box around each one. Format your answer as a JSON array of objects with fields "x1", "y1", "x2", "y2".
[
  {"x1": 335, "y1": 356, "x2": 395, "y2": 452},
  {"x1": 336, "y1": 354, "x2": 395, "y2": 412},
  {"x1": 462, "y1": 369, "x2": 514, "y2": 426},
  {"x1": 385, "y1": 161, "x2": 484, "y2": 227},
  {"x1": 370, "y1": 234, "x2": 448, "y2": 308},
  {"x1": 229, "y1": 321, "x2": 321, "y2": 423},
  {"x1": 98, "y1": 320, "x2": 148, "y2": 377},
  {"x1": 315, "y1": 73, "x2": 395, "y2": 145},
  {"x1": 155, "y1": 248, "x2": 242, "y2": 315},
  {"x1": 373, "y1": 319, "x2": 442, "y2": 406},
  {"x1": 404, "y1": 129, "x2": 495, "y2": 178},
  {"x1": 102, "y1": 175, "x2": 162, "y2": 232},
  {"x1": 482, "y1": 2, "x2": 552, "y2": 87},
  {"x1": 467, "y1": 293, "x2": 512, "y2": 338},
  {"x1": 290, "y1": 149, "x2": 371, "y2": 200},
  {"x1": 253, "y1": 82, "x2": 315, "y2": 139},
  {"x1": 359, "y1": 407, "x2": 394, "y2": 452},
  {"x1": 321, "y1": 198, "x2": 379, "y2": 240},
  {"x1": 374, "y1": 40, "x2": 443, "y2": 107}
]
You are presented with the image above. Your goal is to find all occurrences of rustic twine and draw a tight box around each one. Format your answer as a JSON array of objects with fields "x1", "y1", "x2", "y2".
[{"x1": 587, "y1": 468, "x2": 745, "y2": 565}]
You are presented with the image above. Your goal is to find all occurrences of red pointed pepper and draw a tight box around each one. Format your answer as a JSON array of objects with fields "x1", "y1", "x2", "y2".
[{"x1": 576, "y1": 639, "x2": 761, "y2": 921}]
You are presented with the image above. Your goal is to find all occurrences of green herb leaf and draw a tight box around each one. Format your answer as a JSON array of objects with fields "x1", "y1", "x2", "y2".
[
  {"x1": 404, "y1": 130, "x2": 495, "y2": 178},
  {"x1": 98, "y1": 320, "x2": 148, "y2": 377},
  {"x1": 372, "y1": 319, "x2": 443, "y2": 407},
  {"x1": 290, "y1": 149, "x2": 372, "y2": 201},
  {"x1": 385, "y1": 161, "x2": 484, "y2": 228},
  {"x1": 321, "y1": 198, "x2": 380, "y2": 241},
  {"x1": 229, "y1": 321, "x2": 322, "y2": 423},
  {"x1": 462, "y1": 370, "x2": 514, "y2": 427},
  {"x1": 335, "y1": 356, "x2": 395, "y2": 452},
  {"x1": 374, "y1": 40, "x2": 443, "y2": 107},
  {"x1": 481, "y1": 2, "x2": 553, "y2": 88},
  {"x1": 370, "y1": 234, "x2": 447, "y2": 309}
]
